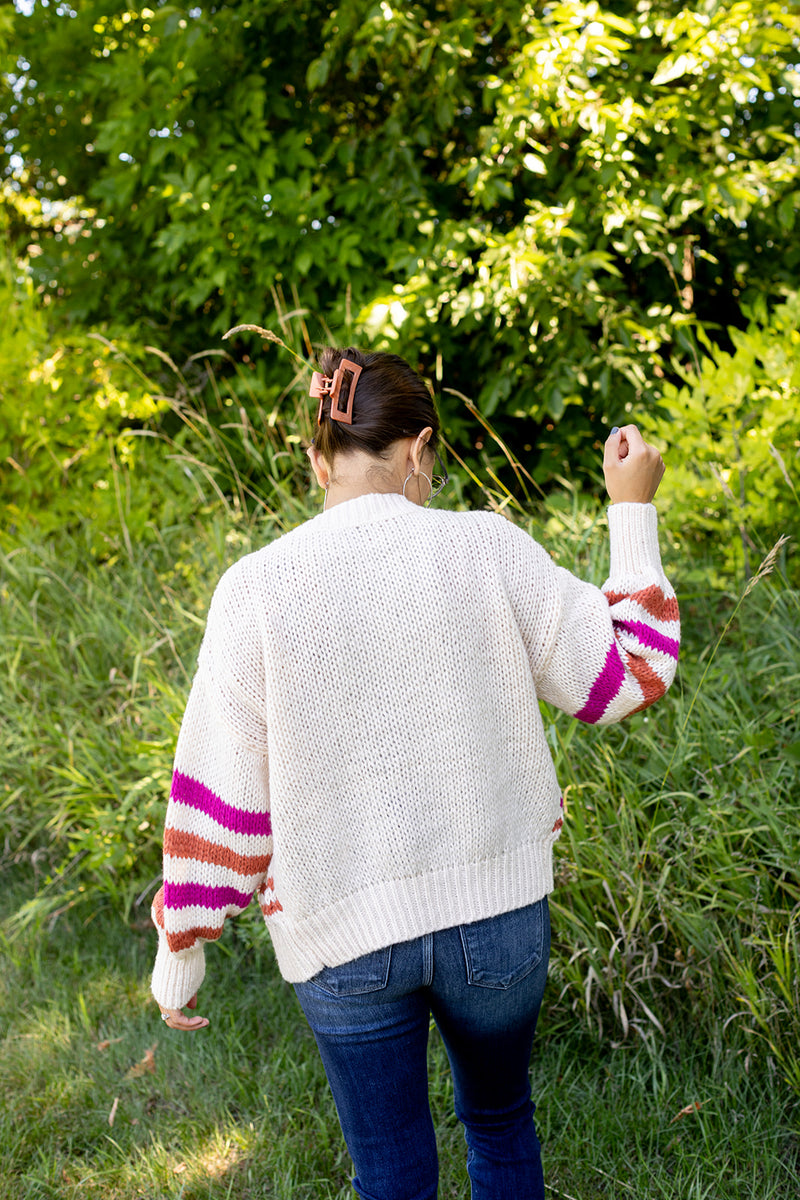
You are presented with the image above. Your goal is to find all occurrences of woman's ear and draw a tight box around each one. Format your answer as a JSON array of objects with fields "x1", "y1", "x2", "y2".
[
  {"x1": 409, "y1": 426, "x2": 434, "y2": 474},
  {"x1": 307, "y1": 444, "x2": 331, "y2": 489}
]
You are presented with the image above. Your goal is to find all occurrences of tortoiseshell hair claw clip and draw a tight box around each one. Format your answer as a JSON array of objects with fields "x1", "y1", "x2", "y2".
[{"x1": 310, "y1": 358, "x2": 363, "y2": 426}]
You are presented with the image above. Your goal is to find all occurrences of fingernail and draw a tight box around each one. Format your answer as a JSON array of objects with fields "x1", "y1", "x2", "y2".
[{"x1": 610, "y1": 426, "x2": 620, "y2": 435}]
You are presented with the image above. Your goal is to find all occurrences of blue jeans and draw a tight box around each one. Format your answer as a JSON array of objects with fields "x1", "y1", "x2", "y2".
[{"x1": 293, "y1": 897, "x2": 550, "y2": 1200}]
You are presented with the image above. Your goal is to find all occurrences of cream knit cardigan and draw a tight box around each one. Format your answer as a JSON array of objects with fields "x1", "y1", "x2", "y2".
[{"x1": 151, "y1": 493, "x2": 679, "y2": 1009}]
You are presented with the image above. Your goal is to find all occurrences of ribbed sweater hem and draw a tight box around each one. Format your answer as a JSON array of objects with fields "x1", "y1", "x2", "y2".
[{"x1": 267, "y1": 833, "x2": 559, "y2": 983}]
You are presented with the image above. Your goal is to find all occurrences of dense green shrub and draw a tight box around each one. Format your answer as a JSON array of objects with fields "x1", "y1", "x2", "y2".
[
  {"x1": 641, "y1": 292, "x2": 800, "y2": 587},
  {"x1": 0, "y1": 270, "x2": 321, "y2": 553},
  {"x1": 0, "y1": 265, "x2": 174, "y2": 552}
]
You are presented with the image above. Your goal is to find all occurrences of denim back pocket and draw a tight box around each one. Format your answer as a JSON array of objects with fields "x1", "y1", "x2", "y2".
[
  {"x1": 308, "y1": 945, "x2": 393, "y2": 997},
  {"x1": 459, "y1": 899, "x2": 547, "y2": 990}
]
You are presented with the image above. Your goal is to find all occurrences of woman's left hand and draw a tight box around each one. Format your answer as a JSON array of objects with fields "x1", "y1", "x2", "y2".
[{"x1": 158, "y1": 993, "x2": 210, "y2": 1031}]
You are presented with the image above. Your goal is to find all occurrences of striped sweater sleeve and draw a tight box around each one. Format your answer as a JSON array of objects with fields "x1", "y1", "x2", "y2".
[
  {"x1": 150, "y1": 561, "x2": 274, "y2": 1010},
  {"x1": 533, "y1": 503, "x2": 679, "y2": 725}
]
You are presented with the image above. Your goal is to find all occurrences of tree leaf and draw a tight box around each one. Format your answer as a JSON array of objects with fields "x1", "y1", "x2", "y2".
[{"x1": 652, "y1": 53, "x2": 700, "y2": 86}]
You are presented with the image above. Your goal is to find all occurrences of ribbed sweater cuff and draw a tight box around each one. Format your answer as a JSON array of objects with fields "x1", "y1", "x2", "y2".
[
  {"x1": 150, "y1": 925, "x2": 206, "y2": 1010},
  {"x1": 606, "y1": 502, "x2": 661, "y2": 578}
]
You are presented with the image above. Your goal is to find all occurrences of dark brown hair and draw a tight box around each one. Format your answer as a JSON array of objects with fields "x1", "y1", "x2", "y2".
[{"x1": 313, "y1": 346, "x2": 440, "y2": 461}]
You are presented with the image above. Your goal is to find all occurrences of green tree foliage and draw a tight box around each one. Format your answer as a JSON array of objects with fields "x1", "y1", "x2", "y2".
[
  {"x1": 351, "y1": 0, "x2": 800, "y2": 474},
  {"x1": 2, "y1": 1, "x2": 799, "y2": 486}
]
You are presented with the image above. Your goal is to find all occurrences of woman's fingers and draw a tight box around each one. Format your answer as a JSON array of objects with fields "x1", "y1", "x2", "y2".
[
  {"x1": 603, "y1": 425, "x2": 665, "y2": 504},
  {"x1": 158, "y1": 1000, "x2": 210, "y2": 1031}
]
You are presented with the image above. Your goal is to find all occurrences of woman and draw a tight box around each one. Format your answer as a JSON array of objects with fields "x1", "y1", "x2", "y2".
[{"x1": 150, "y1": 346, "x2": 679, "y2": 1200}]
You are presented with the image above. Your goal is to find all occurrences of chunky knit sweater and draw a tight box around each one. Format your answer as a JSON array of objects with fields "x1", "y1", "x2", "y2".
[{"x1": 151, "y1": 493, "x2": 679, "y2": 1009}]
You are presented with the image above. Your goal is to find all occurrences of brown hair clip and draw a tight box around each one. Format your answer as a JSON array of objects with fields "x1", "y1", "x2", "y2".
[{"x1": 310, "y1": 358, "x2": 363, "y2": 426}]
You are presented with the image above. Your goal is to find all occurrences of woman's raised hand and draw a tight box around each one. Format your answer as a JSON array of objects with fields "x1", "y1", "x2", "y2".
[{"x1": 603, "y1": 425, "x2": 665, "y2": 505}]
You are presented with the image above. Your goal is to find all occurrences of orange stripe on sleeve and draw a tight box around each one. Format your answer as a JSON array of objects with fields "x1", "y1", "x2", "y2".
[
  {"x1": 626, "y1": 654, "x2": 667, "y2": 712},
  {"x1": 604, "y1": 585, "x2": 679, "y2": 623},
  {"x1": 164, "y1": 828, "x2": 272, "y2": 877}
]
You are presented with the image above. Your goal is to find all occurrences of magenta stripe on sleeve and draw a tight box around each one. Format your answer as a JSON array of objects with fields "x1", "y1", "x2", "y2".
[
  {"x1": 616, "y1": 620, "x2": 680, "y2": 660},
  {"x1": 575, "y1": 642, "x2": 626, "y2": 724},
  {"x1": 165, "y1": 880, "x2": 254, "y2": 912},
  {"x1": 171, "y1": 770, "x2": 272, "y2": 838}
]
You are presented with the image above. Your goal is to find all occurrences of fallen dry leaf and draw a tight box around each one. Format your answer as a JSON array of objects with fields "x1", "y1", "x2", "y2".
[
  {"x1": 97, "y1": 1037, "x2": 124, "y2": 1052},
  {"x1": 125, "y1": 1044, "x2": 157, "y2": 1079},
  {"x1": 108, "y1": 1096, "x2": 119, "y2": 1127},
  {"x1": 670, "y1": 1101, "x2": 702, "y2": 1123}
]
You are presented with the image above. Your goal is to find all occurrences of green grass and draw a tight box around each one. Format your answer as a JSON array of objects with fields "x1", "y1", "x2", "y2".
[{"x1": 1, "y1": 888, "x2": 797, "y2": 1200}]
